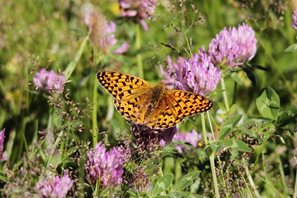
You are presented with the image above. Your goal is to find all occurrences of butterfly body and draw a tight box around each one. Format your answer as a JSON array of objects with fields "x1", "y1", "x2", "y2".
[{"x1": 97, "y1": 71, "x2": 213, "y2": 129}]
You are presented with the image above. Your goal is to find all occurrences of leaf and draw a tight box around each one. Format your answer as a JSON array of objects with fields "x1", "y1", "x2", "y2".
[
  {"x1": 209, "y1": 141, "x2": 224, "y2": 153},
  {"x1": 285, "y1": 43, "x2": 297, "y2": 52},
  {"x1": 152, "y1": 174, "x2": 174, "y2": 196},
  {"x1": 256, "y1": 87, "x2": 280, "y2": 120},
  {"x1": 169, "y1": 192, "x2": 201, "y2": 198},
  {"x1": 63, "y1": 35, "x2": 89, "y2": 80},
  {"x1": 218, "y1": 114, "x2": 242, "y2": 139},
  {"x1": 230, "y1": 72, "x2": 242, "y2": 85},
  {"x1": 221, "y1": 139, "x2": 251, "y2": 152},
  {"x1": 174, "y1": 170, "x2": 200, "y2": 191}
]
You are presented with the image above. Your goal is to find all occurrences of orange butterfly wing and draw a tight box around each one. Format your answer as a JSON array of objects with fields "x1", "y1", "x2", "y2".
[
  {"x1": 97, "y1": 71, "x2": 152, "y2": 124},
  {"x1": 145, "y1": 90, "x2": 213, "y2": 129}
]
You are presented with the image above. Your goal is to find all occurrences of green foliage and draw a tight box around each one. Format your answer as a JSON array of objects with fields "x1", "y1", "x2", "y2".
[{"x1": 0, "y1": 0, "x2": 297, "y2": 197}]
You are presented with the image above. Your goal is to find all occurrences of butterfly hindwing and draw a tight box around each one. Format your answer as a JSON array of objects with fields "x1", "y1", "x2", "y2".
[{"x1": 146, "y1": 90, "x2": 213, "y2": 129}]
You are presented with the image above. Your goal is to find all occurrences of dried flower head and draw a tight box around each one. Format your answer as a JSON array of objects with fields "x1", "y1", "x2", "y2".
[
  {"x1": 292, "y1": 10, "x2": 297, "y2": 31},
  {"x1": 36, "y1": 173, "x2": 73, "y2": 198},
  {"x1": 209, "y1": 23, "x2": 257, "y2": 67},
  {"x1": 85, "y1": 143, "x2": 130, "y2": 187},
  {"x1": 173, "y1": 130, "x2": 202, "y2": 153},
  {"x1": 118, "y1": 0, "x2": 157, "y2": 30},
  {"x1": 0, "y1": 128, "x2": 7, "y2": 161},
  {"x1": 161, "y1": 49, "x2": 221, "y2": 95},
  {"x1": 83, "y1": 4, "x2": 129, "y2": 54},
  {"x1": 33, "y1": 69, "x2": 65, "y2": 93},
  {"x1": 131, "y1": 124, "x2": 177, "y2": 152}
]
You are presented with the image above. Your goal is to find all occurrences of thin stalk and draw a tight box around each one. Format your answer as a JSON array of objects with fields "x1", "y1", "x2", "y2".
[
  {"x1": 92, "y1": 74, "x2": 98, "y2": 147},
  {"x1": 293, "y1": 171, "x2": 297, "y2": 197},
  {"x1": 220, "y1": 78, "x2": 230, "y2": 111},
  {"x1": 135, "y1": 25, "x2": 143, "y2": 78},
  {"x1": 201, "y1": 113, "x2": 208, "y2": 143},
  {"x1": 201, "y1": 113, "x2": 219, "y2": 197},
  {"x1": 45, "y1": 130, "x2": 64, "y2": 168},
  {"x1": 207, "y1": 111, "x2": 228, "y2": 195},
  {"x1": 94, "y1": 180, "x2": 100, "y2": 197},
  {"x1": 206, "y1": 111, "x2": 215, "y2": 141},
  {"x1": 210, "y1": 154, "x2": 220, "y2": 198},
  {"x1": 277, "y1": 156, "x2": 288, "y2": 194},
  {"x1": 245, "y1": 165, "x2": 260, "y2": 198},
  {"x1": 232, "y1": 81, "x2": 237, "y2": 105}
]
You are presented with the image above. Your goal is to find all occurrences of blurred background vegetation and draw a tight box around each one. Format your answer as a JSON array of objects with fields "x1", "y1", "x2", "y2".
[{"x1": 0, "y1": 0, "x2": 297, "y2": 197}]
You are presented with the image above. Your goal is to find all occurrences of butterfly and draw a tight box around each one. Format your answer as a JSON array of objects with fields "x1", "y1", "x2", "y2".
[{"x1": 97, "y1": 71, "x2": 213, "y2": 129}]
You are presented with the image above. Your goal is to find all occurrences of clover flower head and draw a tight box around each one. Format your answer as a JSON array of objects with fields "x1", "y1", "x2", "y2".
[
  {"x1": 36, "y1": 173, "x2": 73, "y2": 198},
  {"x1": 33, "y1": 69, "x2": 65, "y2": 93},
  {"x1": 83, "y1": 4, "x2": 129, "y2": 54},
  {"x1": 209, "y1": 23, "x2": 257, "y2": 67},
  {"x1": 85, "y1": 143, "x2": 130, "y2": 187},
  {"x1": 118, "y1": 0, "x2": 157, "y2": 30},
  {"x1": 161, "y1": 49, "x2": 221, "y2": 95}
]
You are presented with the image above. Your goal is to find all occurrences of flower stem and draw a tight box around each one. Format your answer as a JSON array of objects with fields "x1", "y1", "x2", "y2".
[
  {"x1": 201, "y1": 113, "x2": 208, "y2": 143},
  {"x1": 135, "y1": 24, "x2": 143, "y2": 78},
  {"x1": 92, "y1": 74, "x2": 98, "y2": 147},
  {"x1": 245, "y1": 165, "x2": 260, "y2": 198},
  {"x1": 201, "y1": 113, "x2": 219, "y2": 197},
  {"x1": 210, "y1": 154, "x2": 220, "y2": 198},
  {"x1": 207, "y1": 111, "x2": 215, "y2": 140},
  {"x1": 220, "y1": 78, "x2": 230, "y2": 111},
  {"x1": 293, "y1": 171, "x2": 297, "y2": 197}
]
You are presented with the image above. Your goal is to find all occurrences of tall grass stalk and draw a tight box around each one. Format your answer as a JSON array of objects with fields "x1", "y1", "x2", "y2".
[
  {"x1": 135, "y1": 24, "x2": 143, "y2": 78},
  {"x1": 92, "y1": 73, "x2": 98, "y2": 147}
]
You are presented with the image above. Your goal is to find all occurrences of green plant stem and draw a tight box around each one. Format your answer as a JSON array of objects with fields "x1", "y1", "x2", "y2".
[
  {"x1": 207, "y1": 111, "x2": 215, "y2": 140},
  {"x1": 277, "y1": 156, "x2": 288, "y2": 194},
  {"x1": 210, "y1": 154, "x2": 220, "y2": 198},
  {"x1": 92, "y1": 74, "x2": 98, "y2": 147},
  {"x1": 207, "y1": 111, "x2": 228, "y2": 195},
  {"x1": 64, "y1": 34, "x2": 89, "y2": 80},
  {"x1": 201, "y1": 114, "x2": 208, "y2": 143},
  {"x1": 201, "y1": 113, "x2": 219, "y2": 197},
  {"x1": 135, "y1": 24, "x2": 143, "y2": 78},
  {"x1": 220, "y1": 78, "x2": 230, "y2": 111},
  {"x1": 46, "y1": 129, "x2": 64, "y2": 168},
  {"x1": 245, "y1": 165, "x2": 260, "y2": 198},
  {"x1": 94, "y1": 180, "x2": 100, "y2": 197},
  {"x1": 293, "y1": 171, "x2": 297, "y2": 197}
]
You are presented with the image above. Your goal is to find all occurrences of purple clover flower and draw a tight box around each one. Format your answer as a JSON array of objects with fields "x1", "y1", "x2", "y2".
[
  {"x1": 161, "y1": 49, "x2": 221, "y2": 95},
  {"x1": 84, "y1": 5, "x2": 129, "y2": 54},
  {"x1": 36, "y1": 173, "x2": 73, "y2": 198},
  {"x1": 292, "y1": 10, "x2": 297, "y2": 31},
  {"x1": 33, "y1": 69, "x2": 65, "y2": 93},
  {"x1": 173, "y1": 130, "x2": 202, "y2": 153},
  {"x1": 209, "y1": 23, "x2": 257, "y2": 67},
  {"x1": 118, "y1": 0, "x2": 157, "y2": 31},
  {"x1": 0, "y1": 128, "x2": 7, "y2": 161},
  {"x1": 85, "y1": 143, "x2": 130, "y2": 187}
]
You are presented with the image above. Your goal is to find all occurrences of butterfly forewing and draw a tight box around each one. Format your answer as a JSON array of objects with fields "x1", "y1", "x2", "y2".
[{"x1": 97, "y1": 71, "x2": 152, "y2": 124}]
